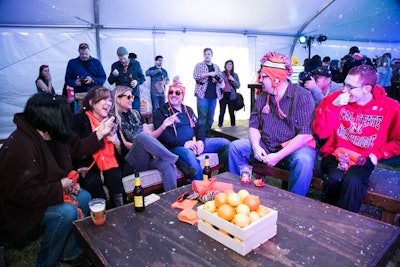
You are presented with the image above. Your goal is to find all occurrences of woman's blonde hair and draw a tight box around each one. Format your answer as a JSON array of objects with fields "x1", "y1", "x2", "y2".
[{"x1": 111, "y1": 85, "x2": 141, "y2": 129}]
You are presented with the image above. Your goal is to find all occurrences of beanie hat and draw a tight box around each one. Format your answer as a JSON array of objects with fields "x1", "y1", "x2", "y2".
[
  {"x1": 169, "y1": 76, "x2": 186, "y2": 99},
  {"x1": 260, "y1": 52, "x2": 292, "y2": 88},
  {"x1": 259, "y1": 52, "x2": 292, "y2": 119},
  {"x1": 349, "y1": 46, "x2": 360, "y2": 54},
  {"x1": 117, "y1": 46, "x2": 128, "y2": 56},
  {"x1": 168, "y1": 76, "x2": 195, "y2": 127}
]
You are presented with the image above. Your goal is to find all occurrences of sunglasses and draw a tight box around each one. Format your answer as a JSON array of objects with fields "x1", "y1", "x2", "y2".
[
  {"x1": 118, "y1": 94, "x2": 133, "y2": 100},
  {"x1": 168, "y1": 90, "x2": 182, "y2": 96}
]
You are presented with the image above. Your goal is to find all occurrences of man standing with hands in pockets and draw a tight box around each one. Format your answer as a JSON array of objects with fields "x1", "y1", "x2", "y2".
[{"x1": 108, "y1": 46, "x2": 145, "y2": 112}]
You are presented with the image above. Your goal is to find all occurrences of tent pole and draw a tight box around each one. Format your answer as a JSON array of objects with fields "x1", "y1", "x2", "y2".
[{"x1": 94, "y1": 0, "x2": 101, "y2": 61}]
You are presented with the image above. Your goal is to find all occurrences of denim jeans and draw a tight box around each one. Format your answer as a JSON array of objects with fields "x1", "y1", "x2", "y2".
[
  {"x1": 125, "y1": 132, "x2": 179, "y2": 191},
  {"x1": 37, "y1": 189, "x2": 91, "y2": 267},
  {"x1": 321, "y1": 155, "x2": 374, "y2": 212},
  {"x1": 228, "y1": 139, "x2": 316, "y2": 196},
  {"x1": 172, "y1": 137, "x2": 230, "y2": 181},
  {"x1": 197, "y1": 98, "x2": 217, "y2": 135},
  {"x1": 151, "y1": 94, "x2": 166, "y2": 115}
]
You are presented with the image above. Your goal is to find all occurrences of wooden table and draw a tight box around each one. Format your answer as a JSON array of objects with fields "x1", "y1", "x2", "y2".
[{"x1": 73, "y1": 172, "x2": 399, "y2": 266}]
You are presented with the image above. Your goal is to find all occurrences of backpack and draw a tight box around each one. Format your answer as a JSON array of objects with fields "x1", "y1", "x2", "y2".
[{"x1": 233, "y1": 93, "x2": 245, "y2": 111}]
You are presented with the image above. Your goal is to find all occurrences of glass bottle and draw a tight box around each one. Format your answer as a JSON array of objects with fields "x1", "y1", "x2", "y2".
[
  {"x1": 133, "y1": 172, "x2": 145, "y2": 212},
  {"x1": 203, "y1": 155, "x2": 211, "y2": 181}
]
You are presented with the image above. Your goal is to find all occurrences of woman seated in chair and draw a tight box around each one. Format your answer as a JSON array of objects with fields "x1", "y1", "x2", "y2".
[
  {"x1": 72, "y1": 86, "x2": 125, "y2": 208},
  {"x1": 111, "y1": 85, "x2": 197, "y2": 191}
]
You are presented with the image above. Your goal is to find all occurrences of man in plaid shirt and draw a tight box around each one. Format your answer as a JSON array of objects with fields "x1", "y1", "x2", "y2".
[
  {"x1": 228, "y1": 51, "x2": 316, "y2": 196},
  {"x1": 193, "y1": 48, "x2": 225, "y2": 136}
]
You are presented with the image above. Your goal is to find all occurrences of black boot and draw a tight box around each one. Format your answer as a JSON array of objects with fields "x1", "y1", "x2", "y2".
[
  {"x1": 175, "y1": 158, "x2": 197, "y2": 178},
  {"x1": 110, "y1": 193, "x2": 124, "y2": 208}
]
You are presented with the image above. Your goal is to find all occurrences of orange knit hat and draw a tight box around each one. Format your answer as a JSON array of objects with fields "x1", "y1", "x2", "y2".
[
  {"x1": 259, "y1": 52, "x2": 292, "y2": 88},
  {"x1": 168, "y1": 76, "x2": 186, "y2": 99}
]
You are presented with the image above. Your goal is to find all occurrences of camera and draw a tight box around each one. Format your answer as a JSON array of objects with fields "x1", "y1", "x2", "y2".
[
  {"x1": 79, "y1": 77, "x2": 86, "y2": 85},
  {"x1": 214, "y1": 75, "x2": 221, "y2": 82},
  {"x1": 298, "y1": 71, "x2": 312, "y2": 85}
]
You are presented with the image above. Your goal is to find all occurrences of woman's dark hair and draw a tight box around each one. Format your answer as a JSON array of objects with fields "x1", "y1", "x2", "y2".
[
  {"x1": 37, "y1": 65, "x2": 48, "y2": 80},
  {"x1": 24, "y1": 93, "x2": 72, "y2": 141},
  {"x1": 224, "y1": 59, "x2": 235, "y2": 76},
  {"x1": 82, "y1": 86, "x2": 111, "y2": 111}
]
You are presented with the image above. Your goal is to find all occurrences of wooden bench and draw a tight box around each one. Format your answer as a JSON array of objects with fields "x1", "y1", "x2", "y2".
[
  {"x1": 250, "y1": 162, "x2": 400, "y2": 226},
  {"x1": 210, "y1": 126, "x2": 400, "y2": 226},
  {"x1": 122, "y1": 153, "x2": 223, "y2": 197}
]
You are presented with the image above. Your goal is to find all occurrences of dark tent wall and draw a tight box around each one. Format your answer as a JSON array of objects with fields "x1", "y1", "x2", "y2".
[{"x1": 1, "y1": 0, "x2": 399, "y2": 139}]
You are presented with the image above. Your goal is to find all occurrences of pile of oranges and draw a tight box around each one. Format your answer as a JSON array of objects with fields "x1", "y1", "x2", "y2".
[{"x1": 202, "y1": 189, "x2": 270, "y2": 228}]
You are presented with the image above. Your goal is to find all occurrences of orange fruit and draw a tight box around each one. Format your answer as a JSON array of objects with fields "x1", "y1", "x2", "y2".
[
  {"x1": 243, "y1": 195, "x2": 261, "y2": 211},
  {"x1": 214, "y1": 192, "x2": 228, "y2": 208},
  {"x1": 218, "y1": 228, "x2": 231, "y2": 237},
  {"x1": 203, "y1": 200, "x2": 216, "y2": 213},
  {"x1": 236, "y1": 203, "x2": 250, "y2": 215},
  {"x1": 217, "y1": 204, "x2": 235, "y2": 221},
  {"x1": 227, "y1": 192, "x2": 241, "y2": 207},
  {"x1": 257, "y1": 206, "x2": 270, "y2": 217},
  {"x1": 249, "y1": 211, "x2": 260, "y2": 223},
  {"x1": 237, "y1": 189, "x2": 250, "y2": 202},
  {"x1": 234, "y1": 213, "x2": 250, "y2": 228}
]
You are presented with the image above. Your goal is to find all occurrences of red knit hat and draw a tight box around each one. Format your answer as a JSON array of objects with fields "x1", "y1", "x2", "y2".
[
  {"x1": 168, "y1": 76, "x2": 186, "y2": 99},
  {"x1": 259, "y1": 52, "x2": 293, "y2": 119},
  {"x1": 259, "y1": 52, "x2": 292, "y2": 88}
]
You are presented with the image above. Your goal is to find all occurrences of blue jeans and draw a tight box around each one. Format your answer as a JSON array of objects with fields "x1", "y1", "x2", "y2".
[
  {"x1": 172, "y1": 137, "x2": 230, "y2": 181},
  {"x1": 37, "y1": 189, "x2": 91, "y2": 267},
  {"x1": 151, "y1": 94, "x2": 166, "y2": 115},
  {"x1": 197, "y1": 98, "x2": 217, "y2": 135},
  {"x1": 125, "y1": 132, "x2": 179, "y2": 191},
  {"x1": 321, "y1": 155, "x2": 374, "y2": 212},
  {"x1": 228, "y1": 139, "x2": 316, "y2": 196}
]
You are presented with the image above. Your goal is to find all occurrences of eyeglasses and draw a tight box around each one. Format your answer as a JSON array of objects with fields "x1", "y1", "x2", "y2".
[
  {"x1": 118, "y1": 94, "x2": 133, "y2": 100},
  {"x1": 168, "y1": 90, "x2": 182, "y2": 96},
  {"x1": 343, "y1": 83, "x2": 363, "y2": 91}
]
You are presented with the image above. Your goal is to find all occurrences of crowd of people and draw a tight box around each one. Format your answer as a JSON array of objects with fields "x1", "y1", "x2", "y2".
[{"x1": 1, "y1": 44, "x2": 400, "y2": 266}]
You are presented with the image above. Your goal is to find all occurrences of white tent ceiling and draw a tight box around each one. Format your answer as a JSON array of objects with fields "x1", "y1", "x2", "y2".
[
  {"x1": 0, "y1": 0, "x2": 399, "y2": 139},
  {"x1": 1, "y1": 0, "x2": 399, "y2": 42}
]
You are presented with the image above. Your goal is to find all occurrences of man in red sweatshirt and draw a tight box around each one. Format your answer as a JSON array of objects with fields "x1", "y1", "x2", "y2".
[{"x1": 313, "y1": 64, "x2": 400, "y2": 212}]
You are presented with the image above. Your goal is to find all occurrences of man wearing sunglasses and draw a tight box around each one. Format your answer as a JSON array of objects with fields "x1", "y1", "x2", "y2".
[
  {"x1": 153, "y1": 76, "x2": 230, "y2": 181},
  {"x1": 313, "y1": 64, "x2": 400, "y2": 213}
]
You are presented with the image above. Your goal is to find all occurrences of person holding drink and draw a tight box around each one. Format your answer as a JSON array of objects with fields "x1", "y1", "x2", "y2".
[{"x1": 0, "y1": 93, "x2": 115, "y2": 266}]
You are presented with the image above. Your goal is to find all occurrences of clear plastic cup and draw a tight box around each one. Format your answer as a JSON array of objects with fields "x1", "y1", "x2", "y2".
[
  {"x1": 88, "y1": 198, "x2": 106, "y2": 226},
  {"x1": 239, "y1": 165, "x2": 253, "y2": 184}
]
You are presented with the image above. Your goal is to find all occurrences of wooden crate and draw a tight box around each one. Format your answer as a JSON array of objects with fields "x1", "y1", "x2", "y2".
[{"x1": 197, "y1": 205, "x2": 278, "y2": 256}]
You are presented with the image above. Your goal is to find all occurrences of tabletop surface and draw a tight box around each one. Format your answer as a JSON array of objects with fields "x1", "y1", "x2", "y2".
[{"x1": 73, "y1": 172, "x2": 400, "y2": 267}]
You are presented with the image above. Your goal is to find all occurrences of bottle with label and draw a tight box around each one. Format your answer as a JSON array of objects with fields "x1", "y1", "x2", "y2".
[
  {"x1": 203, "y1": 155, "x2": 211, "y2": 181},
  {"x1": 133, "y1": 172, "x2": 145, "y2": 212}
]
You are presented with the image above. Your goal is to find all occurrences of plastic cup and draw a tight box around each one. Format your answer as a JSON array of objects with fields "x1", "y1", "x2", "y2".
[
  {"x1": 88, "y1": 198, "x2": 106, "y2": 226},
  {"x1": 239, "y1": 165, "x2": 253, "y2": 184}
]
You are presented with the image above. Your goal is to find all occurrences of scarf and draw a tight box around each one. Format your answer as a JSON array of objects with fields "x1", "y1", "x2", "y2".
[{"x1": 85, "y1": 111, "x2": 118, "y2": 171}]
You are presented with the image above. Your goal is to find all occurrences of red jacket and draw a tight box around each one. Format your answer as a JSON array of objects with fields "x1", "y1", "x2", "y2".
[{"x1": 313, "y1": 85, "x2": 400, "y2": 160}]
